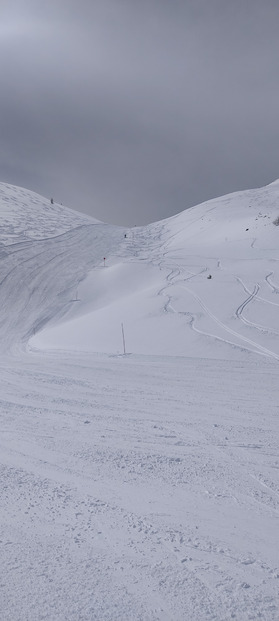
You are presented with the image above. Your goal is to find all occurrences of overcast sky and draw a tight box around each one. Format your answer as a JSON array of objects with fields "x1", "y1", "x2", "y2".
[{"x1": 0, "y1": 1, "x2": 278, "y2": 225}]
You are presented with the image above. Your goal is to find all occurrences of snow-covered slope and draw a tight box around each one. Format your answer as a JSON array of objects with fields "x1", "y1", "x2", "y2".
[
  {"x1": 0, "y1": 182, "x2": 100, "y2": 243},
  {"x1": 1, "y1": 179, "x2": 278, "y2": 361},
  {"x1": 0, "y1": 183, "x2": 126, "y2": 353},
  {"x1": 1, "y1": 180, "x2": 279, "y2": 621}
]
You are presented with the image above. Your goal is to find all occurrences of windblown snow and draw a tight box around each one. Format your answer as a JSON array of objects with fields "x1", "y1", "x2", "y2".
[{"x1": 1, "y1": 180, "x2": 279, "y2": 620}]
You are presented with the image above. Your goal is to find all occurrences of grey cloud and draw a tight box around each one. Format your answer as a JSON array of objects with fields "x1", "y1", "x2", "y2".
[{"x1": 0, "y1": 0, "x2": 279, "y2": 224}]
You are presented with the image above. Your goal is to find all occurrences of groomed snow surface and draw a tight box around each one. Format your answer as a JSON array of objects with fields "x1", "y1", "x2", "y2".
[{"x1": 1, "y1": 181, "x2": 279, "y2": 620}]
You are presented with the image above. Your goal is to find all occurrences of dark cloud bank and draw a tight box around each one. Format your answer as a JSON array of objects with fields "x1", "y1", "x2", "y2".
[{"x1": 0, "y1": 0, "x2": 278, "y2": 225}]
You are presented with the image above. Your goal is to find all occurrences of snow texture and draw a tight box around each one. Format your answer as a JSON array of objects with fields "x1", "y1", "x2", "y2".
[{"x1": 1, "y1": 180, "x2": 279, "y2": 620}]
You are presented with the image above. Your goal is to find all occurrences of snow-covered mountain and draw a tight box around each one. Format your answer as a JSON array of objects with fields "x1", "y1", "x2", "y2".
[
  {"x1": 1, "y1": 179, "x2": 279, "y2": 360},
  {"x1": 1, "y1": 180, "x2": 279, "y2": 621}
]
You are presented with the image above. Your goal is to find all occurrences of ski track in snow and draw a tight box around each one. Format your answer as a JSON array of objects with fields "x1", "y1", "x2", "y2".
[
  {"x1": 265, "y1": 272, "x2": 279, "y2": 294},
  {"x1": 1, "y1": 181, "x2": 279, "y2": 620}
]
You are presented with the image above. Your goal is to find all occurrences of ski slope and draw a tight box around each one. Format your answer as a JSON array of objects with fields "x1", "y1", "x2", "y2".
[{"x1": 1, "y1": 180, "x2": 279, "y2": 620}]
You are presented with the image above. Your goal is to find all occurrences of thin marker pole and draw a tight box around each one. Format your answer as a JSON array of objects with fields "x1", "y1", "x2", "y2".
[{"x1": 121, "y1": 323, "x2": 126, "y2": 355}]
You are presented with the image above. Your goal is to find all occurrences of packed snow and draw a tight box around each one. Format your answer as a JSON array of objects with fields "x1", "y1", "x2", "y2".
[{"x1": 1, "y1": 180, "x2": 279, "y2": 620}]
